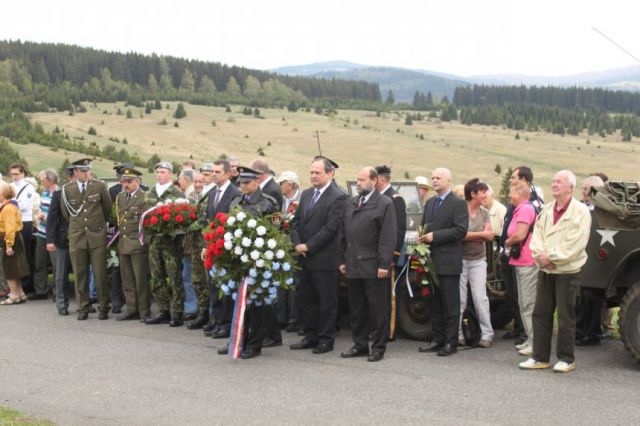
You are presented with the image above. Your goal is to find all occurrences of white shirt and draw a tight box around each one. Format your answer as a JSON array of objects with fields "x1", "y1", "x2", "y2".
[
  {"x1": 11, "y1": 179, "x2": 35, "y2": 222},
  {"x1": 259, "y1": 175, "x2": 274, "y2": 190},
  {"x1": 155, "y1": 182, "x2": 172, "y2": 198},
  {"x1": 214, "y1": 180, "x2": 232, "y2": 201},
  {"x1": 378, "y1": 184, "x2": 391, "y2": 195},
  {"x1": 313, "y1": 181, "x2": 332, "y2": 197}
]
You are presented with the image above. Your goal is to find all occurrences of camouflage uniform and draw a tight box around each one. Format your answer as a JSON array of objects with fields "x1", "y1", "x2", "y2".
[
  {"x1": 146, "y1": 185, "x2": 186, "y2": 315},
  {"x1": 188, "y1": 190, "x2": 212, "y2": 311}
]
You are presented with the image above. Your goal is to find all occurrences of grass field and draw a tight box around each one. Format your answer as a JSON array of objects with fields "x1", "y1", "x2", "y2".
[
  {"x1": 24, "y1": 102, "x2": 640, "y2": 192},
  {"x1": 0, "y1": 406, "x2": 53, "y2": 425}
]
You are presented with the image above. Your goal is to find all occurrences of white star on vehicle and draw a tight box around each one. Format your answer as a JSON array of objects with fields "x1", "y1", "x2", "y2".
[{"x1": 596, "y1": 229, "x2": 618, "y2": 247}]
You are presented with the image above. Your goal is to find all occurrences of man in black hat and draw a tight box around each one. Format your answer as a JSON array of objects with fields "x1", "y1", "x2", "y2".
[
  {"x1": 289, "y1": 156, "x2": 347, "y2": 354},
  {"x1": 115, "y1": 167, "x2": 151, "y2": 321},
  {"x1": 61, "y1": 158, "x2": 113, "y2": 320},
  {"x1": 144, "y1": 161, "x2": 187, "y2": 327},
  {"x1": 217, "y1": 166, "x2": 279, "y2": 359}
]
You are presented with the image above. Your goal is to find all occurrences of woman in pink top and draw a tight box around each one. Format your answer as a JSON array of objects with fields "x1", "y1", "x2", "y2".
[{"x1": 505, "y1": 183, "x2": 538, "y2": 356}]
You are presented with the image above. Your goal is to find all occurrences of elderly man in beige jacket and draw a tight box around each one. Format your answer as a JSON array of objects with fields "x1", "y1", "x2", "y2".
[{"x1": 519, "y1": 170, "x2": 591, "y2": 373}]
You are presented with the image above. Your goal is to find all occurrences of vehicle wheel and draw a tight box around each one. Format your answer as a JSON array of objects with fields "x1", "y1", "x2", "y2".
[
  {"x1": 396, "y1": 274, "x2": 432, "y2": 341},
  {"x1": 490, "y1": 299, "x2": 513, "y2": 330},
  {"x1": 619, "y1": 284, "x2": 640, "y2": 362}
]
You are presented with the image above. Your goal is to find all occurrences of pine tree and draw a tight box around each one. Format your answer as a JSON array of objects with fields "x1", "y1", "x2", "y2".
[
  {"x1": 174, "y1": 103, "x2": 187, "y2": 119},
  {"x1": 385, "y1": 90, "x2": 395, "y2": 104},
  {"x1": 498, "y1": 167, "x2": 513, "y2": 205}
]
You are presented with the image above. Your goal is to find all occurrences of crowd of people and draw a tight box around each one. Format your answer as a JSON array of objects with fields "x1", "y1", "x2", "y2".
[{"x1": 0, "y1": 157, "x2": 609, "y2": 370}]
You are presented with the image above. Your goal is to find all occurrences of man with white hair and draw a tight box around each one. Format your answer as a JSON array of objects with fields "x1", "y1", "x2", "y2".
[
  {"x1": 483, "y1": 185, "x2": 507, "y2": 237},
  {"x1": 519, "y1": 170, "x2": 591, "y2": 373},
  {"x1": 31, "y1": 169, "x2": 59, "y2": 300}
]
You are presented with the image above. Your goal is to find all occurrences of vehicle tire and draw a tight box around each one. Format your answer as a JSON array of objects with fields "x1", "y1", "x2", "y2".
[
  {"x1": 489, "y1": 299, "x2": 513, "y2": 330},
  {"x1": 396, "y1": 273, "x2": 432, "y2": 341},
  {"x1": 619, "y1": 284, "x2": 640, "y2": 362}
]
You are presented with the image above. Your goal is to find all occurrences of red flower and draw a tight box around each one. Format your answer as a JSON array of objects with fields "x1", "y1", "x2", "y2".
[
  {"x1": 215, "y1": 212, "x2": 228, "y2": 224},
  {"x1": 420, "y1": 287, "x2": 430, "y2": 297},
  {"x1": 415, "y1": 266, "x2": 425, "y2": 274},
  {"x1": 162, "y1": 213, "x2": 171, "y2": 222},
  {"x1": 175, "y1": 215, "x2": 184, "y2": 223},
  {"x1": 209, "y1": 222, "x2": 216, "y2": 229},
  {"x1": 215, "y1": 226, "x2": 225, "y2": 236},
  {"x1": 189, "y1": 213, "x2": 196, "y2": 220},
  {"x1": 204, "y1": 258, "x2": 213, "y2": 269},
  {"x1": 215, "y1": 239, "x2": 224, "y2": 248},
  {"x1": 150, "y1": 216, "x2": 159, "y2": 225}
]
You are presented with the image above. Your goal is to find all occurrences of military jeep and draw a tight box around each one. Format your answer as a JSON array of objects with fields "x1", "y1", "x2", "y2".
[
  {"x1": 581, "y1": 181, "x2": 640, "y2": 362},
  {"x1": 343, "y1": 181, "x2": 508, "y2": 340}
]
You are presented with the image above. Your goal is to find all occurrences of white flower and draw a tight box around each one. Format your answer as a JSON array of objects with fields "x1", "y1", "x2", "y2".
[
  {"x1": 234, "y1": 246, "x2": 243, "y2": 255},
  {"x1": 256, "y1": 226, "x2": 267, "y2": 236},
  {"x1": 256, "y1": 259, "x2": 265, "y2": 268},
  {"x1": 156, "y1": 201, "x2": 164, "y2": 207},
  {"x1": 236, "y1": 212, "x2": 246, "y2": 222},
  {"x1": 250, "y1": 250, "x2": 260, "y2": 260},
  {"x1": 241, "y1": 237, "x2": 252, "y2": 247},
  {"x1": 267, "y1": 239, "x2": 277, "y2": 249},
  {"x1": 264, "y1": 250, "x2": 274, "y2": 260},
  {"x1": 247, "y1": 219, "x2": 257, "y2": 228},
  {"x1": 254, "y1": 237, "x2": 264, "y2": 248},
  {"x1": 174, "y1": 198, "x2": 188, "y2": 204},
  {"x1": 276, "y1": 249, "x2": 285, "y2": 259},
  {"x1": 234, "y1": 229, "x2": 243, "y2": 238},
  {"x1": 227, "y1": 216, "x2": 236, "y2": 226},
  {"x1": 224, "y1": 241, "x2": 233, "y2": 250},
  {"x1": 240, "y1": 254, "x2": 249, "y2": 263},
  {"x1": 224, "y1": 232, "x2": 233, "y2": 241}
]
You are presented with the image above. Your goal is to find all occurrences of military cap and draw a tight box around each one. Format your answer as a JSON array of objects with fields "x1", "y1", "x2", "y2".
[
  {"x1": 121, "y1": 168, "x2": 143, "y2": 179},
  {"x1": 199, "y1": 163, "x2": 214, "y2": 172},
  {"x1": 236, "y1": 166, "x2": 261, "y2": 183},
  {"x1": 154, "y1": 161, "x2": 173, "y2": 172},
  {"x1": 313, "y1": 156, "x2": 339, "y2": 170},
  {"x1": 375, "y1": 165, "x2": 392, "y2": 176},
  {"x1": 71, "y1": 158, "x2": 92, "y2": 170}
]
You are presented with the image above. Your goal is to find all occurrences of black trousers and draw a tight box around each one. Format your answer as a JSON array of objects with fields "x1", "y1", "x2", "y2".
[
  {"x1": 299, "y1": 269, "x2": 338, "y2": 345},
  {"x1": 20, "y1": 222, "x2": 34, "y2": 293},
  {"x1": 575, "y1": 291, "x2": 603, "y2": 341},
  {"x1": 245, "y1": 305, "x2": 266, "y2": 350},
  {"x1": 263, "y1": 304, "x2": 283, "y2": 342},
  {"x1": 500, "y1": 255, "x2": 524, "y2": 334},
  {"x1": 532, "y1": 272, "x2": 579, "y2": 363},
  {"x1": 211, "y1": 293, "x2": 234, "y2": 330},
  {"x1": 429, "y1": 274, "x2": 461, "y2": 347},
  {"x1": 347, "y1": 277, "x2": 389, "y2": 353},
  {"x1": 109, "y1": 265, "x2": 125, "y2": 308}
]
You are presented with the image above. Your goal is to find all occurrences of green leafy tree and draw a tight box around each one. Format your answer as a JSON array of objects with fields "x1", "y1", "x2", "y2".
[
  {"x1": 225, "y1": 76, "x2": 242, "y2": 98},
  {"x1": 180, "y1": 68, "x2": 195, "y2": 92}
]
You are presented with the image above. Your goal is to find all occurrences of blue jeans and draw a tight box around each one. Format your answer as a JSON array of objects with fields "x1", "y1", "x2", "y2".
[{"x1": 182, "y1": 257, "x2": 197, "y2": 314}]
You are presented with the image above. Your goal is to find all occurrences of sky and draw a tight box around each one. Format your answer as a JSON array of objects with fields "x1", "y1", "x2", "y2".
[{"x1": 2, "y1": 0, "x2": 639, "y2": 77}]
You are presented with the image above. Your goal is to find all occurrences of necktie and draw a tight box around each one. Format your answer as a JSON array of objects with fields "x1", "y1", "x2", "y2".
[
  {"x1": 309, "y1": 190, "x2": 320, "y2": 210},
  {"x1": 357, "y1": 195, "x2": 365, "y2": 208},
  {"x1": 81, "y1": 183, "x2": 86, "y2": 195},
  {"x1": 213, "y1": 189, "x2": 221, "y2": 209},
  {"x1": 127, "y1": 192, "x2": 132, "y2": 201},
  {"x1": 433, "y1": 197, "x2": 443, "y2": 213}
]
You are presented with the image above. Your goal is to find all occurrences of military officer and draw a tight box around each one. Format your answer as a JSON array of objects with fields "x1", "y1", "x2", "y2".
[
  {"x1": 144, "y1": 161, "x2": 187, "y2": 327},
  {"x1": 217, "y1": 166, "x2": 279, "y2": 359},
  {"x1": 115, "y1": 167, "x2": 151, "y2": 321},
  {"x1": 60, "y1": 158, "x2": 113, "y2": 320}
]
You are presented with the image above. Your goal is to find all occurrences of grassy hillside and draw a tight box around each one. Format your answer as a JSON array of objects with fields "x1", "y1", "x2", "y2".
[{"x1": 25, "y1": 102, "x2": 640, "y2": 192}]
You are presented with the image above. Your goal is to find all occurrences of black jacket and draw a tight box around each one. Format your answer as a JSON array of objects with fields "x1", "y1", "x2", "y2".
[
  {"x1": 290, "y1": 184, "x2": 348, "y2": 271},
  {"x1": 261, "y1": 177, "x2": 283, "y2": 210},
  {"x1": 45, "y1": 189, "x2": 69, "y2": 249},
  {"x1": 206, "y1": 183, "x2": 242, "y2": 219},
  {"x1": 382, "y1": 186, "x2": 407, "y2": 258},
  {"x1": 339, "y1": 191, "x2": 397, "y2": 279},
  {"x1": 421, "y1": 192, "x2": 469, "y2": 275}
]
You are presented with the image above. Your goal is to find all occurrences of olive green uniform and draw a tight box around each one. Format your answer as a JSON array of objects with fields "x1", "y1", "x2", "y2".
[
  {"x1": 61, "y1": 179, "x2": 112, "y2": 313},
  {"x1": 116, "y1": 188, "x2": 150, "y2": 317},
  {"x1": 145, "y1": 185, "x2": 185, "y2": 315},
  {"x1": 188, "y1": 189, "x2": 213, "y2": 311}
]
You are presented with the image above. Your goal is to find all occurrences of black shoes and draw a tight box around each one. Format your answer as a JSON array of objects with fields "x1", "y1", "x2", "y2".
[
  {"x1": 27, "y1": 293, "x2": 48, "y2": 301},
  {"x1": 98, "y1": 311, "x2": 109, "y2": 320},
  {"x1": 262, "y1": 338, "x2": 283, "y2": 348},
  {"x1": 240, "y1": 348, "x2": 261, "y2": 359},
  {"x1": 187, "y1": 311, "x2": 209, "y2": 330},
  {"x1": 576, "y1": 336, "x2": 602, "y2": 346},
  {"x1": 58, "y1": 308, "x2": 69, "y2": 316},
  {"x1": 437, "y1": 344, "x2": 457, "y2": 357},
  {"x1": 290, "y1": 339, "x2": 318, "y2": 350},
  {"x1": 145, "y1": 311, "x2": 171, "y2": 325},
  {"x1": 111, "y1": 306, "x2": 122, "y2": 314},
  {"x1": 212, "y1": 328, "x2": 230, "y2": 339},
  {"x1": 367, "y1": 352, "x2": 384, "y2": 362},
  {"x1": 217, "y1": 346, "x2": 229, "y2": 355},
  {"x1": 202, "y1": 320, "x2": 217, "y2": 333},
  {"x1": 169, "y1": 313, "x2": 184, "y2": 327},
  {"x1": 312, "y1": 344, "x2": 334, "y2": 355},
  {"x1": 418, "y1": 342, "x2": 443, "y2": 353},
  {"x1": 116, "y1": 312, "x2": 140, "y2": 321},
  {"x1": 340, "y1": 346, "x2": 369, "y2": 358},
  {"x1": 184, "y1": 312, "x2": 197, "y2": 321},
  {"x1": 77, "y1": 312, "x2": 88, "y2": 321},
  {"x1": 285, "y1": 323, "x2": 300, "y2": 333}
]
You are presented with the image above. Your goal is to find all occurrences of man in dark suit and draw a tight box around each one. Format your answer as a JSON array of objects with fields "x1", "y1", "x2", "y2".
[
  {"x1": 199, "y1": 160, "x2": 241, "y2": 336},
  {"x1": 60, "y1": 158, "x2": 113, "y2": 320},
  {"x1": 339, "y1": 167, "x2": 397, "y2": 362},
  {"x1": 418, "y1": 167, "x2": 469, "y2": 356},
  {"x1": 46, "y1": 166, "x2": 73, "y2": 316},
  {"x1": 250, "y1": 158, "x2": 284, "y2": 347},
  {"x1": 289, "y1": 157, "x2": 348, "y2": 354}
]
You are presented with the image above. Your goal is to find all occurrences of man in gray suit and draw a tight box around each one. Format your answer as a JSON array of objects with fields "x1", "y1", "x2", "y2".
[
  {"x1": 339, "y1": 166, "x2": 396, "y2": 362},
  {"x1": 417, "y1": 168, "x2": 469, "y2": 356}
]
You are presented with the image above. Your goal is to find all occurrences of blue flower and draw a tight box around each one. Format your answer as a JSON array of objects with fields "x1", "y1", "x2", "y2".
[
  {"x1": 231, "y1": 293, "x2": 237, "y2": 301},
  {"x1": 282, "y1": 262, "x2": 291, "y2": 272},
  {"x1": 285, "y1": 278, "x2": 294, "y2": 285},
  {"x1": 254, "y1": 299, "x2": 263, "y2": 307},
  {"x1": 272, "y1": 281, "x2": 280, "y2": 287},
  {"x1": 227, "y1": 280, "x2": 236, "y2": 289},
  {"x1": 255, "y1": 288, "x2": 263, "y2": 295},
  {"x1": 261, "y1": 280, "x2": 270, "y2": 288},
  {"x1": 221, "y1": 284, "x2": 229, "y2": 294},
  {"x1": 268, "y1": 287, "x2": 277, "y2": 294},
  {"x1": 246, "y1": 277, "x2": 256, "y2": 286},
  {"x1": 249, "y1": 268, "x2": 258, "y2": 278},
  {"x1": 272, "y1": 262, "x2": 281, "y2": 271},
  {"x1": 219, "y1": 268, "x2": 227, "y2": 277},
  {"x1": 263, "y1": 270, "x2": 272, "y2": 279},
  {"x1": 265, "y1": 296, "x2": 275, "y2": 305}
]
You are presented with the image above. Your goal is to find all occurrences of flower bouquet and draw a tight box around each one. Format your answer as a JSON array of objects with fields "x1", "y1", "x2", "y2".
[
  {"x1": 405, "y1": 224, "x2": 439, "y2": 297},
  {"x1": 202, "y1": 208, "x2": 296, "y2": 306},
  {"x1": 142, "y1": 198, "x2": 198, "y2": 237}
]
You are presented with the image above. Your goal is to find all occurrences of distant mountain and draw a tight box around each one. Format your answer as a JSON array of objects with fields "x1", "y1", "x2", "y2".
[{"x1": 272, "y1": 61, "x2": 368, "y2": 76}]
